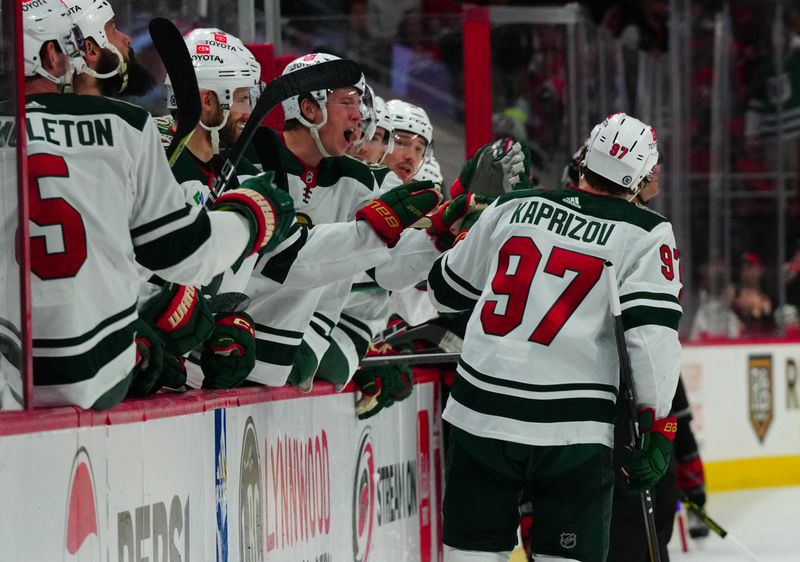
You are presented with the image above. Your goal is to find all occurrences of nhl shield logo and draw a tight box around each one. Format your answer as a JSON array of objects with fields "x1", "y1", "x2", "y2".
[
  {"x1": 560, "y1": 532, "x2": 577, "y2": 549},
  {"x1": 748, "y1": 355, "x2": 774, "y2": 442}
]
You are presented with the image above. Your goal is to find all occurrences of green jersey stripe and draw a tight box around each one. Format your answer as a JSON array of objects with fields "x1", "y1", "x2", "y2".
[
  {"x1": 308, "y1": 319, "x2": 328, "y2": 339},
  {"x1": 34, "y1": 319, "x2": 137, "y2": 385},
  {"x1": 444, "y1": 259, "x2": 482, "y2": 297},
  {"x1": 130, "y1": 206, "x2": 192, "y2": 238},
  {"x1": 254, "y1": 323, "x2": 303, "y2": 340},
  {"x1": 28, "y1": 93, "x2": 148, "y2": 130},
  {"x1": 339, "y1": 313, "x2": 372, "y2": 338},
  {"x1": 260, "y1": 225, "x2": 307, "y2": 284},
  {"x1": 312, "y1": 312, "x2": 336, "y2": 332},
  {"x1": 459, "y1": 358, "x2": 618, "y2": 394},
  {"x1": 134, "y1": 213, "x2": 212, "y2": 271},
  {"x1": 451, "y1": 374, "x2": 617, "y2": 424},
  {"x1": 0, "y1": 317, "x2": 22, "y2": 340},
  {"x1": 429, "y1": 259, "x2": 479, "y2": 312},
  {"x1": 620, "y1": 291, "x2": 681, "y2": 305},
  {"x1": 33, "y1": 303, "x2": 137, "y2": 349},
  {"x1": 255, "y1": 338, "x2": 300, "y2": 366},
  {"x1": 622, "y1": 305, "x2": 681, "y2": 331}
]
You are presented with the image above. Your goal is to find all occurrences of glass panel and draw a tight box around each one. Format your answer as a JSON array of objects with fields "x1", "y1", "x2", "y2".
[{"x1": 0, "y1": 0, "x2": 24, "y2": 410}]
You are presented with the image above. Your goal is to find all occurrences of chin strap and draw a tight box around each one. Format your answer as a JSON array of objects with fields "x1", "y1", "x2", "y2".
[
  {"x1": 78, "y1": 44, "x2": 129, "y2": 93},
  {"x1": 298, "y1": 106, "x2": 332, "y2": 158},
  {"x1": 199, "y1": 109, "x2": 230, "y2": 155}
]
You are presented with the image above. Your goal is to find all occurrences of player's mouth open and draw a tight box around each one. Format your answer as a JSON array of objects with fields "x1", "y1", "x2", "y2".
[
  {"x1": 344, "y1": 128, "x2": 355, "y2": 143},
  {"x1": 398, "y1": 164, "x2": 412, "y2": 176}
]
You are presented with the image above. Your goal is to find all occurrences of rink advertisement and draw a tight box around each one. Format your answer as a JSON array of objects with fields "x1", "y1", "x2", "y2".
[
  {"x1": 682, "y1": 341, "x2": 800, "y2": 490},
  {"x1": 0, "y1": 379, "x2": 442, "y2": 561}
]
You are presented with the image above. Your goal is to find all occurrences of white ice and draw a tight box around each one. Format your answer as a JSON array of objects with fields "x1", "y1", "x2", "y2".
[{"x1": 667, "y1": 486, "x2": 800, "y2": 561}]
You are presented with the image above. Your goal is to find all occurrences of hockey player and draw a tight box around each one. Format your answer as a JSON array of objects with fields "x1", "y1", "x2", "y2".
[
  {"x1": 428, "y1": 113, "x2": 682, "y2": 562},
  {"x1": 238, "y1": 53, "x2": 442, "y2": 387},
  {"x1": 355, "y1": 94, "x2": 394, "y2": 165},
  {"x1": 61, "y1": 0, "x2": 155, "y2": 97},
  {"x1": 23, "y1": 0, "x2": 294, "y2": 409},
  {"x1": 382, "y1": 99, "x2": 432, "y2": 182}
]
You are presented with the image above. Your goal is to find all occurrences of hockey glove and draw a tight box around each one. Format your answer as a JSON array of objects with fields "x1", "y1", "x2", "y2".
[
  {"x1": 201, "y1": 312, "x2": 257, "y2": 389},
  {"x1": 427, "y1": 193, "x2": 493, "y2": 251},
  {"x1": 676, "y1": 455, "x2": 709, "y2": 538},
  {"x1": 129, "y1": 319, "x2": 165, "y2": 397},
  {"x1": 622, "y1": 408, "x2": 677, "y2": 491},
  {"x1": 450, "y1": 137, "x2": 531, "y2": 198},
  {"x1": 354, "y1": 343, "x2": 414, "y2": 419},
  {"x1": 140, "y1": 284, "x2": 214, "y2": 355},
  {"x1": 157, "y1": 352, "x2": 188, "y2": 391},
  {"x1": 215, "y1": 171, "x2": 295, "y2": 256},
  {"x1": 356, "y1": 180, "x2": 442, "y2": 247}
]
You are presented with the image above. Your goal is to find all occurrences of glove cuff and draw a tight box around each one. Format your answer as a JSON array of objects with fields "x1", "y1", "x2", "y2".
[
  {"x1": 216, "y1": 188, "x2": 277, "y2": 255},
  {"x1": 639, "y1": 408, "x2": 677, "y2": 442}
]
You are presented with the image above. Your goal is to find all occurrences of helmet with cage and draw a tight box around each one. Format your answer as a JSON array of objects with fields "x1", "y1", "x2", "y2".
[
  {"x1": 582, "y1": 113, "x2": 658, "y2": 193},
  {"x1": 22, "y1": 0, "x2": 80, "y2": 85}
]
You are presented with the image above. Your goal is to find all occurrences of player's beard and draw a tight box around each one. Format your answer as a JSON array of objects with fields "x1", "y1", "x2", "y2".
[
  {"x1": 95, "y1": 47, "x2": 155, "y2": 97},
  {"x1": 219, "y1": 111, "x2": 246, "y2": 151}
]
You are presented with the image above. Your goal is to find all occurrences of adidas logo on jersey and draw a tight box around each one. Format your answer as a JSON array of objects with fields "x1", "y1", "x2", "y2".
[{"x1": 563, "y1": 196, "x2": 581, "y2": 209}]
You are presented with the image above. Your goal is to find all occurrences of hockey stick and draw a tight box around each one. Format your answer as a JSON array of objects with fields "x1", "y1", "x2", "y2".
[
  {"x1": 604, "y1": 261, "x2": 662, "y2": 562},
  {"x1": 359, "y1": 351, "x2": 460, "y2": 368},
  {"x1": 148, "y1": 18, "x2": 200, "y2": 166},
  {"x1": 679, "y1": 492, "x2": 761, "y2": 561},
  {"x1": 205, "y1": 59, "x2": 363, "y2": 209}
]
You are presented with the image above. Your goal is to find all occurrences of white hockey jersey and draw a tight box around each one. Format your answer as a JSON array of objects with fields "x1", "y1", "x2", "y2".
[
  {"x1": 428, "y1": 187, "x2": 683, "y2": 448},
  {"x1": 26, "y1": 93, "x2": 253, "y2": 408}
]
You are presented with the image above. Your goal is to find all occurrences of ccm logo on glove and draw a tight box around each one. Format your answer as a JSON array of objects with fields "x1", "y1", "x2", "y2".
[{"x1": 221, "y1": 315, "x2": 256, "y2": 338}]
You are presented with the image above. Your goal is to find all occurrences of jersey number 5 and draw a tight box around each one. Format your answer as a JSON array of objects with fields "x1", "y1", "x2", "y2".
[
  {"x1": 480, "y1": 236, "x2": 604, "y2": 345},
  {"x1": 28, "y1": 153, "x2": 87, "y2": 280}
]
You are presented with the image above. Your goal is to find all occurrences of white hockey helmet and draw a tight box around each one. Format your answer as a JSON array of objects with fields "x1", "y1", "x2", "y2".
[
  {"x1": 281, "y1": 52, "x2": 367, "y2": 125},
  {"x1": 385, "y1": 99, "x2": 433, "y2": 147},
  {"x1": 22, "y1": 0, "x2": 80, "y2": 85},
  {"x1": 413, "y1": 155, "x2": 443, "y2": 188},
  {"x1": 166, "y1": 32, "x2": 261, "y2": 112},
  {"x1": 61, "y1": 0, "x2": 128, "y2": 89},
  {"x1": 583, "y1": 113, "x2": 658, "y2": 192}
]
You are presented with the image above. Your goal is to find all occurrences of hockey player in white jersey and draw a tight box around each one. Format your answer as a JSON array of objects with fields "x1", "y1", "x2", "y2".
[
  {"x1": 429, "y1": 113, "x2": 681, "y2": 562},
  {"x1": 23, "y1": 1, "x2": 294, "y2": 409},
  {"x1": 240, "y1": 53, "x2": 442, "y2": 387}
]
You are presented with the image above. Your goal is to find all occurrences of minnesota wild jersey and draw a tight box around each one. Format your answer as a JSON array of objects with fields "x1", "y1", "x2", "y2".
[
  {"x1": 27, "y1": 94, "x2": 253, "y2": 408},
  {"x1": 428, "y1": 187, "x2": 682, "y2": 448}
]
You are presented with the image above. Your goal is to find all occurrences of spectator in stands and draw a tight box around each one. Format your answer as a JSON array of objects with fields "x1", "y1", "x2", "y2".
[
  {"x1": 733, "y1": 252, "x2": 776, "y2": 337},
  {"x1": 690, "y1": 264, "x2": 743, "y2": 340}
]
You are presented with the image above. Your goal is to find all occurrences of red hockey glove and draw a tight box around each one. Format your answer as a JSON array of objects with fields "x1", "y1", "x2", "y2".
[
  {"x1": 356, "y1": 180, "x2": 442, "y2": 246},
  {"x1": 140, "y1": 284, "x2": 214, "y2": 355},
  {"x1": 216, "y1": 171, "x2": 295, "y2": 256},
  {"x1": 201, "y1": 312, "x2": 257, "y2": 389},
  {"x1": 622, "y1": 408, "x2": 677, "y2": 491}
]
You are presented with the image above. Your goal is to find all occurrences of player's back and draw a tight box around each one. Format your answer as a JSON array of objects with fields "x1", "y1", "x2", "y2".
[
  {"x1": 27, "y1": 93, "x2": 162, "y2": 406},
  {"x1": 441, "y1": 187, "x2": 681, "y2": 447}
]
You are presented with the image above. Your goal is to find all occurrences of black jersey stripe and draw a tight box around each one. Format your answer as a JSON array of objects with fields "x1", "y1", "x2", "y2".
[
  {"x1": 312, "y1": 312, "x2": 336, "y2": 332},
  {"x1": 458, "y1": 358, "x2": 618, "y2": 394},
  {"x1": 335, "y1": 321, "x2": 370, "y2": 360},
  {"x1": 308, "y1": 318, "x2": 329, "y2": 339},
  {"x1": 450, "y1": 374, "x2": 617, "y2": 424},
  {"x1": 621, "y1": 305, "x2": 681, "y2": 331},
  {"x1": 339, "y1": 313, "x2": 372, "y2": 338},
  {"x1": 34, "y1": 318, "x2": 137, "y2": 385},
  {"x1": 443, "y1": 259, "x2": 482, "y2": 297}
]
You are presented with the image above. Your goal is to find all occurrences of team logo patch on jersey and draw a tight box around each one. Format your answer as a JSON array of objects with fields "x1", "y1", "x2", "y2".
[
  {"x1": 295, "y1": 212, "x2": 313, "y2": 227},
  {"x1": 560, "y1": 532, "x2": 577, "y2": 549},
  {"x1": 563, "y1": 196, "x2": 581, "y2": 208}
]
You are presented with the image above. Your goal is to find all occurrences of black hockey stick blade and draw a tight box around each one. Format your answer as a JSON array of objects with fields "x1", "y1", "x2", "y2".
[
  {"x1": 205, "y1": 58, "x2": 364, "y2": 208},
  {"x1": 148, "y1": 18, "x2": 201, "y2": 166}
]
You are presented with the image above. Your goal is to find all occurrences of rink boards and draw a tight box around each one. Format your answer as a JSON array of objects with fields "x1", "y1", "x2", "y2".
[
  {"x1": 0, "y1": 374, "x2": 444, "y2": 562},
  {"x1": 682, "y1": 340, "x2": 800, "y2": 491}
]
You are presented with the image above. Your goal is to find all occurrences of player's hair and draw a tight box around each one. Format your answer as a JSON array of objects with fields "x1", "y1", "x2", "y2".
[{"x1": 580, "y1": 165, "x2": 636, "y2": 197}]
